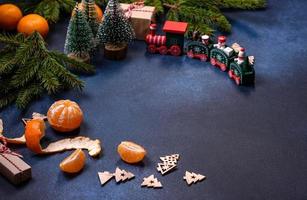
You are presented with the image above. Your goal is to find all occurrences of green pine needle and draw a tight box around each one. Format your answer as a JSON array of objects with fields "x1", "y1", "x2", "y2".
[{"x1": 0, "y1": 32, "x2": 94, "y2": 110}]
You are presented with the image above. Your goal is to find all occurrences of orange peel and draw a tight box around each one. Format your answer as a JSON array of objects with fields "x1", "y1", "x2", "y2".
[{"x1": 0, "y1": 118, "x2": 102, "y2": 157}]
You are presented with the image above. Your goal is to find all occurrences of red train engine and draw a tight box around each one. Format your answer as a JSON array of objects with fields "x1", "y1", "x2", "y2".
[{"x1": 146, "y1": 21, "x2": 188, "y2": 56}]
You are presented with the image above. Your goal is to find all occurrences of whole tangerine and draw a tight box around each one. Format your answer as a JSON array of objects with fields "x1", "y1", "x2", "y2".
[
  {"x1": 0, "y1": 4, "x2": 23, "y2": 30},
  {"x1": 17, "y1": 14, "x2": 49, "y2": 38},
  {"x1": 47, "y1": 100, "x2": 83, "y2": 132}
]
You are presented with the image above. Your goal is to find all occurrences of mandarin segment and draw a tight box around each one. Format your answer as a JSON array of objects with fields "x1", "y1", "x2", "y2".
[
  {"x1": 117, "y1": 141, "x2": 147, "y2": 164},
  {"x1": 60, "y1": 149, "x2": 86, "y2": 173},
  {"x1": 47, "y1": 100, "x2": 83, "y2": 132}
]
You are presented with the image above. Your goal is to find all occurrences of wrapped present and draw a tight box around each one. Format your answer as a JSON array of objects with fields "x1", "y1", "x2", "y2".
[
  {"x1": 121, "y1": 2, "x2": 155, "y2": 40},
  {"x1": 0, "y1": 139, "x2": 31, "y2": 185}
]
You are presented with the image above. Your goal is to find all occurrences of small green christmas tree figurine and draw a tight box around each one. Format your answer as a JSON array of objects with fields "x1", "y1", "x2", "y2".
[
  {"x1": 97, "y1": 0, "x2": 135, "y2": 60},
  {"x1": 81, "y1": 0, "x2": 100, "y2": 37},
  {"x1": 64, "y1": 4, "x2": 93, "y2": 62}
]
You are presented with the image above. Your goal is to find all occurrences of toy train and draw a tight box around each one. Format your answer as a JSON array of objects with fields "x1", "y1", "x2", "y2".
[{"x1": 145, "y1": 21, "x2": 255, "y2": 86}]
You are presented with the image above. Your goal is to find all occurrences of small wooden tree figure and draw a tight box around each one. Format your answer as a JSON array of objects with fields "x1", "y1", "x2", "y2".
[
  {"x1": 96, "y1": 0, "x2": 135, "y2": 60},
  {"x1": 64, "y1": 4, "x2": 93, "y2": 62}
]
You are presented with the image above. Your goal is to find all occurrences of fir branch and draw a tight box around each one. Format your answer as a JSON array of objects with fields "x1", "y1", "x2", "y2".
[
  {"x1": 0, "y1": 32, "x2": 94, "y2": 110},
  {"x1": 34, "y1": 0, "x2": 61, "y2": 23},
  {"x1": 10, "y1": 62, "x2": 39, "y2": 88},
  {"x1": 49, "y1": 51, "x2": 95, "y2": 74},
  {"x1": 49, "y1": 58, "x2": 84, "y2": 91},
  {"x1": 0, "y1": 94, "x2": 18, "y2": 110},
  {"x1": 220, "y1": 0, "x2": 266, "y2": 9},
  {"x1": 15, "y1": 84, "x2": 44, "y2": 109}
]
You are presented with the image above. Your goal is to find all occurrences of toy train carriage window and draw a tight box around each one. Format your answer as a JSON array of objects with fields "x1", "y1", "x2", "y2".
[{"x1": 163, "y1": 21, "x2": 188, "y2": 54}]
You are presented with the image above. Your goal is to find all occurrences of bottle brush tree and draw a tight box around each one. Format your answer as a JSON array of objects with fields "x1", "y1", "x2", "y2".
[
  {"x1": 97, "y1": 0, "x2": 135, "y2": 47},
  {"x1": 64, "y1": 4, "x2": 94, "y2": 62},
  {"x1": 81, "y1": 0, "x2": 100, "y2": 37}
]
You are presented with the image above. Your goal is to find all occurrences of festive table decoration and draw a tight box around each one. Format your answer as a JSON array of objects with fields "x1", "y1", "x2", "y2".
[
  {"x1": 60, "y1": 149, "x2": 86, "y2": 173},
  {"x1": 183, "y1": 171, "x2": 206, "y2": 186},
  {"x1": 47, "y1": 100, "x2": 83, "y2": 132},
  {"x1": 120, "y1": 0, "x2": 266, "y2": 34},
  {"x1": 157, "y1": 153, "x2": 180, "y2": 175},
  {"x1": 98, "y1": 171, "x2": 114, "y2": 186},
  {"x1": 120, "y1": 2, "x2": 156, "y2": 40},
  {"x1": 141, "y1": 175, "x2": 162, "y2": 188},
  {"x1": 98, "y1": 167, "x2": 135, "y2": 186},
  {"x1": 0, "y1": 4, "x2": 23, "y2": 31},
  {"x1": 81, "y1": 0, "x2": 100, "y2": 37},
  {"x1": 0, "y1": 137, "x2": 32, "y2": 185},
  {"x1": 114, "y1": 167, "x2": 135, "y2": 183},
  {"x1": 117, "y1": 141, "x2": 147, "y2": 164},
  {"x1": 17, "y1": 14, "x2": 49, "y2": 38},
  {"x1": 97, "y1": 0, "x2": 135, "y2": 60},
  {"x1": 0, "y1": 32, "x2": 94, "y2": 110},
  {"x1": 146, "y1": 21, "x2": 188, "y2": 56},
  {"x1": 64, "y1": 5, "x2": 93, "y2": 63}
]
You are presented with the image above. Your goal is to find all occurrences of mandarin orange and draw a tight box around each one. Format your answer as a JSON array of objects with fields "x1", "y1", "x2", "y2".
[
  {"x1": 0, "y1": 4, "x2": 23, "y2": 30},
  {"x1": 47, "y1": 100, "x2": 83, "y2": 132},
  {"x1": 17, "y1": 14, "x2": 49, "y2": 38}
]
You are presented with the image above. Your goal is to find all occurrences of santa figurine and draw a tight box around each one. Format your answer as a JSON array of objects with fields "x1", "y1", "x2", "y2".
[
  {"x1": 214, "y1": 36, "x2": 226, "y2": 49},
  {"x1": 201, "y1": 35, "x2": 210, "y2": 45},
  {"x1": 235, "y1": 47, "x2": 245, "y2": 65}
]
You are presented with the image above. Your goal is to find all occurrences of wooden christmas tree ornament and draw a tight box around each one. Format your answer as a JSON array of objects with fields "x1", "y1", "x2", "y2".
[
  {"x1": 183, "y1": 171, "x2": 206, "y2": 185},
  {"x1": 141, "y1": 175, "x2": 162, "y2": 188},
  {"x1": 98, "y1": 171, "x2": 114, "y2": 185},
  {"x1": 114, "y1": 167, "x2": 135, "y2": 183},
  {"x1": 98, "y1": 167, "x2": 134, "y2": 186},
  {"x1": 157, "y1": 153, "x2": 180, "y2": 175}
]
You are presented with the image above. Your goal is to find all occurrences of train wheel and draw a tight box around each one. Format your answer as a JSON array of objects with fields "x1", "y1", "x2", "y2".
[
  {"x1": 220, "y1": 63, "x2": 227, "y2": 72},
  {"x1": 228, "y1": 70, "x2": 234, "y2": 78},
  {"x1": 187, "y1": 50, "x2": 194, "y2": 58},
  {"x1": 235, "y1": 76, "x2": 241, "y2": 85},
  {"x1": 148, "y1": 45, "x2": 156, "y2": 54},
  {"x1": 200, "y1": 55, "x2": 207, "y2": 62},
  {"x1": 159, "y1": 46, "x2": 168, "y2": 55},
  {"x1": 170, "y1": 45, "x2": 181, "y2": 56},
  {"x1": 210, "y1": 58, "x2": 217, "y2": 66}
]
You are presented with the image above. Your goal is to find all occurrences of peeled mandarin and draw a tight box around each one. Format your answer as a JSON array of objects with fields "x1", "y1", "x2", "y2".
[
  {"x1": 117, "y1": 141, "x2": 146, "y2": 164},
  {"x1": 47, "y1": 100, "x2": 83, "y2": 132},
  {"x1": 60, "y1": 149, "x2": 86, "y2": 173}
]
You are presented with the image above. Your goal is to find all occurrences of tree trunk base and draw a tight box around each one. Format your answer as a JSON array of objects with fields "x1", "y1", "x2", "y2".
[
  {"x1": 103, "y1": 43, "x2": 128, "y2": 60},
  {"x1": 67, "y1": 53, "x2": 90, "y2": 63}
]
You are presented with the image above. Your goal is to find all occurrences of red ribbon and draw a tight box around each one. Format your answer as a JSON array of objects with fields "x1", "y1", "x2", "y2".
[
  {"x1": 123, "y1": 1, "x2": 145, "y2": 19},
  {"x1": 0, "y1": 136, "x2": 23, "y2": 158}
]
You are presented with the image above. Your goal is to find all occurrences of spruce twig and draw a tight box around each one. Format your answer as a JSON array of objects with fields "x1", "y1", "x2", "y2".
[{"x1": 0, "y1": 32, "x2": 95, "y2": 110}]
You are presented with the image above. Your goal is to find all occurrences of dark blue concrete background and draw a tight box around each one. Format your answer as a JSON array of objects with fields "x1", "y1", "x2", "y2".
[{"x1": 1, "y1": 0, "x2": 307, "y2": 199}]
